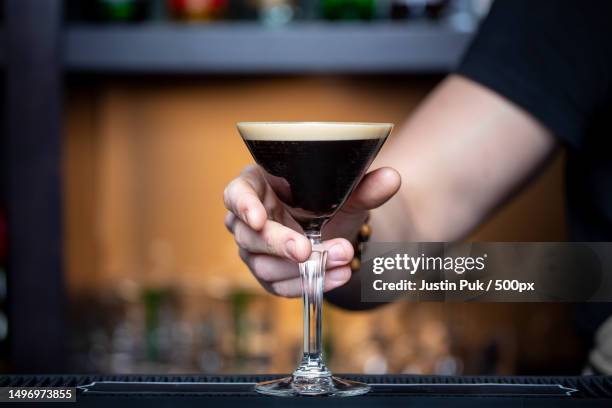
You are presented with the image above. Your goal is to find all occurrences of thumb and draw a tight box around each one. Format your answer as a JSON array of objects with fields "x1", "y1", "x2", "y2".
[{"x1": 343, "y1": 167, "x2": 401, "y2": 214}]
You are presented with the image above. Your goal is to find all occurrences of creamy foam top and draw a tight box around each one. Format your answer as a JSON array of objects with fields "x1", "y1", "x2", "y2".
[{"x1": 237, "y1": 122, "x2": 393, "y2": 141}]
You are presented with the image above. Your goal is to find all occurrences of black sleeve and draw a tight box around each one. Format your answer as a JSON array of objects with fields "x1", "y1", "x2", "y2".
[{"x1": 455, "y1": 0, "x2": 612, "y2": 148}]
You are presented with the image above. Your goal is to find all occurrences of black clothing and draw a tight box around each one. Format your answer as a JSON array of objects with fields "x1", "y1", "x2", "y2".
[
  {"x1": 456, "y1": 0, "x2": 612, "y2": 356},
  {"x1": 456, "y1": 0, "x2": 612, "y2": 241}
]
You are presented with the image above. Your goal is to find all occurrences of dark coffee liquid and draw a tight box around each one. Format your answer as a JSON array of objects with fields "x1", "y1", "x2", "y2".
[{"x1": 244, "y1": 138, "x2": 385, "y2": 230}]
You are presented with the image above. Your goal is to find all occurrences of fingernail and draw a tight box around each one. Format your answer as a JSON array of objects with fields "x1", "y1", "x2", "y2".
[
  {"x1": 242, "y1": 210, "x2": 250, "y2": 225},
  {"x1": 328, "y1": 243, "x2": 348, "y2": 261},
  {"x1": 286, "y1": 240, "x2": 296, "y2": 260}
]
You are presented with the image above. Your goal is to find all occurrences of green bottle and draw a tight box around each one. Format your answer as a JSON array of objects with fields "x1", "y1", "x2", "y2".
[
  {"x1": 321, "y1": 0, "x2": 375, "y2": 20},
  {"x1": 97, "y1": 0, "x2": 148, "y2": 22}
]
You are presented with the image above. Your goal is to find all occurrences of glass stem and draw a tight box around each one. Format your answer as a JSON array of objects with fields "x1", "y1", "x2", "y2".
[{"x1": 294, "y1": 230, "x2": 331, "y2": 378}]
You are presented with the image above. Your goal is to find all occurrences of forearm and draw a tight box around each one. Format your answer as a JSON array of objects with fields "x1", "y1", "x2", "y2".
[
  {"x1": 327, "y1": 75, "x2": 557, "y2": 310},
  {"x1": 375, "y1": 75, "x2": 556, "y2": 241}
]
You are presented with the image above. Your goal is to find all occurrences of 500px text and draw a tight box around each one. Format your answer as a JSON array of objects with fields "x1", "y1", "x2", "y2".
[{"x1": 373, "y1": 279, "x2": 535, "y2": 293}]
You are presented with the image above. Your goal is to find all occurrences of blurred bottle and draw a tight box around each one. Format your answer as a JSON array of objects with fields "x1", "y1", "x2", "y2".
[
  {"x1": 141, "y1": 286, "x2": 175, "y2": 363},
  {"x1": 229, "y1": 289, "x2": 251, "y2": 367},
  {"x1": 96, "y1": 0, "x2": 150, "y2": 22},
  {"x1": 321, "y1": 0, "x2": 375, "y2": 21},
  {"x1": 390, "y1": 0, "x2": 449, "y2": 20},
  {"x1": 258, "y1": 0, "x2": 296, "y2": 26},
  {"x1": 446, "y1": 0, "x2": 480, "y2": 31},
  {"x1": 226, "y1": 0, "x2": 298, "y2": 24},
  {"x1": 198, "y1": 316, "x2": 223, "y2": 373},
  {"x1": 168, "y1": 0, "x2": 229, "y2": 21},
  {"x1": 150, "y1": 0, "x2": 170, "y2": 20}
]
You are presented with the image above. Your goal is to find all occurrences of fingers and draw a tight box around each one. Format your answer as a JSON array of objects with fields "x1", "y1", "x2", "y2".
[
  {"x1": 239, "y1": 238, "x2": 355, "y2": 298},
  {"x1": 224, "y1": 211, "x2": 237, "y2": 233},
  {"x1": 342, "y1": 167, "x2": 401, "y2": 214},
  {"x1": 224, "y1": 164, "x2": 361, "y2": 298},
  {"x1": 223, "y1": 165, "x2": 268, "y2": 231},
  {"x1": 230, "y1": 216, "x2": 311, "y2": 262},
  {"x1": 239, "y1": 248, "x2": 300, "y2": 282},
  {"x1": 324, "y1": 238, "x2": 354, "y2": 266},
  {"x1": 238, "y1": 238, "x2": 354, "y2": 282},
  {"x1": 263, "y1": 277, "x2": 302, "y2": 298},
  {"x1": 324, "y1": 267, "x2": 352, "y2": 293},
  {"x1": 262, "y1": 267, "x2": 352, "y2": 298}
]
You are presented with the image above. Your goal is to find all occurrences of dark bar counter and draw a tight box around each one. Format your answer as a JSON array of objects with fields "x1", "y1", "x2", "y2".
[{"x1": 1, "y1": 374, "x2": 611, "y2": 407}]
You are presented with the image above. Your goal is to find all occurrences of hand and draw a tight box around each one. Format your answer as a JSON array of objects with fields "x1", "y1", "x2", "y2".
[{"x1": 224, "y1": 164, "x2": 401, "y2": 298}]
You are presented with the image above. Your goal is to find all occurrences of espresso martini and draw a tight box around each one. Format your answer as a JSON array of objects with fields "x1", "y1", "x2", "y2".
[
  {"x1": 237, "y1": 122, "x2": 393, "y2": 397},
  {"x1": 238, "y1": 122, "x2": 391, "y2": 232}
]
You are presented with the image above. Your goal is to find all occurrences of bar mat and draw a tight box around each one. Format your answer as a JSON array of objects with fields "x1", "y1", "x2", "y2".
[
  {"x1": 76, "y1": 380, "x2": 577, "y2": 397},
  {"x1": 1, "y1": 375, "x2": 611, "y2": 399}
]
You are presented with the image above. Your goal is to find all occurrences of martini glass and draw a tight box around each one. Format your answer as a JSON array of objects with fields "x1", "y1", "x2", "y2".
[{"x1": 237, "y1": 122, "x2": 393, "y2": 397}]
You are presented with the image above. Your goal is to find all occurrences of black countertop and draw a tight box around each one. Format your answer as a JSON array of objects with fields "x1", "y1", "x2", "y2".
[{"x1": 1, "y1": 374, "x2": 611, "y2": 407}]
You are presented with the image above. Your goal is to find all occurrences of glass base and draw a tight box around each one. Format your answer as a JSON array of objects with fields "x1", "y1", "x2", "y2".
[{"x1": 255, "y1": 375, "x2": 370, "y2": 397}]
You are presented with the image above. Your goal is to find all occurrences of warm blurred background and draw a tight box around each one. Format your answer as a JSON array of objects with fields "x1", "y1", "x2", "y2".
[{"x1": 0, "y1": 0, "x2": 586, "y2": 375}]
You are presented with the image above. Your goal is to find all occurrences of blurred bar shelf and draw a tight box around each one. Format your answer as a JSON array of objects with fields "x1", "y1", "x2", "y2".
[{"x1": 64, "y1": 22, "x2": 474, "y2": 74}]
